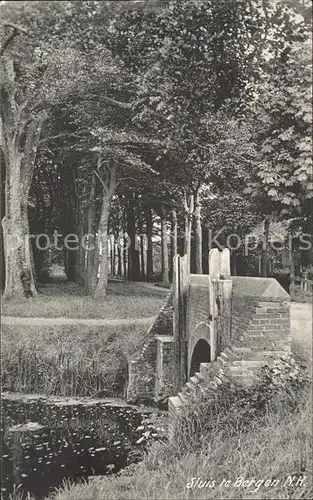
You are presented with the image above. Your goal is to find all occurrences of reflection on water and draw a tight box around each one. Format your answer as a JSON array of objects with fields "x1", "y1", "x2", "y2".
[{"x1": 1, "y1": 398, "x2": 155, "y2": 499}]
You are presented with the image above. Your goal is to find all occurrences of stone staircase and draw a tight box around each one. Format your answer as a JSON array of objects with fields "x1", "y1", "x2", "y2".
[{"x1": 168, "y1": 342, "x2": 288, "y2": 423}]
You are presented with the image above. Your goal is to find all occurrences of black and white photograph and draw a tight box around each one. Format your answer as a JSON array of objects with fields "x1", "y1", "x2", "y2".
[{"x1": 0, "y1": 1, "x2": 312, "y2": 499}]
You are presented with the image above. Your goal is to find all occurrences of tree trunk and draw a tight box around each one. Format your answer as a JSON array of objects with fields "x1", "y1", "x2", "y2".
[
  {"x1": 112, "y1": 236, "x2": 117, "y2": 277},
  {"x1": 171, "y1": 209, "x2": 178, "y2": 257},
  {"x1": 1, "y1": 60, "x2": 44, "y2": 298},
  {"x1": 194, "y1": 188, "x2": 202, "y2": 274},
  {"x1": 94, "y1": 162, "x2": 117, "y2": 297},
  {"x1": 85, "y1": 172, "x2": 97, "y2": 295},
  {"x1": 78, "y1": 217, "x2": 86, "y2": 288},
  {"x1": 117, "y1": 243, "x2": 122, "y2": 277},
  {"x1": 183, "y1": 194, "x2": 194, "y2": 271},
  {"x1": 75, "y1": 199, "x2": 86, "y2": 288},
  {"x1": 140, "y1": 234, "x2": 145, "y2": 279},
  {"x1": 123, "y1": 232, "x2": 128, "y2": 278},
  {"x1": 0, "y1": 225, "x2": 5, "y2": 292},
  {"x1": 170, "y1": 209, "x2": 178, "y2": 281},
  {"x1": 93, "y1": 236, "x2": 100, "y2": 289},
  {"x1": 109, "y1": 236, "x2": 113, "y2": 276},
  {"x1": 261, "y1": 216, "x2": 270, "y2": 277},
  {"x1": 2, "y1": 156, "x2": 37, "y2": 299},
  {"x1": 145, "y1": 207, "x2": 153, "y2": 281},
  {"x1": 127, "y1": 201, "x2": 140, "y2": 281},
  {"x1": 289, "y1": 243, "x2": 295, "y2": 296},
  {"x1": 161, "y1": 207, "x2": 170, "y2": 287},
  {"x1": 94, "y1": 200, "x2": 110, "y2": 297}
]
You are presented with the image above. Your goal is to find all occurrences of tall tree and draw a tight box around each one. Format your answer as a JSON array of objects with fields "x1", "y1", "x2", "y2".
[{"x1": 0, "y1": 0, "x2": 125, "y2": 298}]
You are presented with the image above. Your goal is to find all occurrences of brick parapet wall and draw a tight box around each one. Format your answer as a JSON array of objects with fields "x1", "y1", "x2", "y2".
[
  {"x1": 187, "y1": 281, "x2": 211, "y2": 369},
  {"x1": 231, "y1": 296, "x2": 257, "y2": 340},
  {"x1": 231, "y1": 295, "x2": 290, "y2": 340},
  {"x1": 187, "y1": 284, "x2": 210, "y2": 331},
  {"x1": 126, "y1": 292, "x2": 173, "y2": 404}
]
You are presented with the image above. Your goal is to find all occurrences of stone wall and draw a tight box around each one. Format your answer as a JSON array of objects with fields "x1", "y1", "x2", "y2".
[{"x1": 126, "y1": 292, "x2": 173, "y2": 404}]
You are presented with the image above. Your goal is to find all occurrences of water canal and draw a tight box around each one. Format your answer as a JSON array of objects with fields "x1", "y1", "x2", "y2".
[{"x1": 1, "y1": 394, "x2": 164, "y2": 499}]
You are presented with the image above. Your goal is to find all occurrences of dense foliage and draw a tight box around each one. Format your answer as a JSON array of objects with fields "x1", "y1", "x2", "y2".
[{"x1": 1, "y1": 0, "x2": 311, "y2": 296}]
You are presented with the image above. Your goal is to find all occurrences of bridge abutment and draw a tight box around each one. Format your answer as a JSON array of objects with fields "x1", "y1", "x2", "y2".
[{"x1": 155, "y1": 335, "x2": 175, "y2": 402}]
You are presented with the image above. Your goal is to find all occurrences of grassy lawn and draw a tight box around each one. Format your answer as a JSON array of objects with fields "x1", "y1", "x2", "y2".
[{"x1": 2, "y1": 280, "x2": 166, "y2": 319}]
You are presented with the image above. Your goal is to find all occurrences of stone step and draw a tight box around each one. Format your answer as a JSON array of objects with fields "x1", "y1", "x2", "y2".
[
  {"x1": 228, "y1": 365, "x2": 244, "y2": 373},
  {"x1": 214, "y1": 375, "x2": 223, "y2": 385},
  {"x1": 190, "y1": 376, "x2": 199, "y2": 386},
  {"x1": 242, "y1": 360, "x2": 263, "y2": 368},
  {"x1": 220, "y1": 352, "x2": 229, "y2": 362},
  {"x1": 168, "y1": 396, "x2": 183, "y2": 414},
  {"x1": 232, "y1": 359, "x2": 263, "y2": 368},
  {"x1": 182, "y1": 382, "x2": 195, "y2": 395},
  {"x1": 216, "y1": 356, "x2": 224, "y2": 367},
  {"x1": 200, "y1": 363, "x2": 211, "y2": 379},
  {"x1": 181, "y1": 384, "x2": 190, "y2": 395},
  {"x1": 178, "y1": 391, "x2": 189, "y2": 405},
  {"x1": 196, "y1": 382, "x2": 208, "y2": 396},
  {"x1": 218, "y1": 371, "x2": 230, "y2": 383},
  {"x1": 194, "y1": 371, "x2": 205, "y2": 382},
  {"x1": 186, "y1": 381, "x2": 196, "y2": 393},
  {"x1": 231, "y1": 360, "x2": 244, "y2": 366},
  {"x1": 228, "y1": 366, "x2": 255, "y2": 377}
]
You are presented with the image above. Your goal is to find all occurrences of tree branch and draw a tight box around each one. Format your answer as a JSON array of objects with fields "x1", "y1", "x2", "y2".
[
  {"x1": 0, "y1": 20, "x2": 30, "y2": 56},
  {"x1": 30, "y1": 94, "x2": 133, "y2": 114},
  {"x1": 93, "y1": 169, "x2": 108, "y2": 193},
  {"x1": 0, "y1": 20, "x2": 30, "y2": 36},
  {"x1": 38, "y1": 131, "x2": 85, "y2": 145}
]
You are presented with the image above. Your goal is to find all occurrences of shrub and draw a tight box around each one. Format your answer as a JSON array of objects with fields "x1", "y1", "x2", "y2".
[{"x1": 178, "y1": 354, "x2": 311, "y2": 453}]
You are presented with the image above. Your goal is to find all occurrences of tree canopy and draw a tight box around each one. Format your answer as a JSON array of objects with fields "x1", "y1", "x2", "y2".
[{"x1": 1, "y1": 0, "x2": 311, "y2": 297}]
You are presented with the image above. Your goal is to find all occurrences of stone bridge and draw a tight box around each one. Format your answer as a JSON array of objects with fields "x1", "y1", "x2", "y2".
[{"x1": 126, "y1": 248, "x2": 291, "y2": 439}]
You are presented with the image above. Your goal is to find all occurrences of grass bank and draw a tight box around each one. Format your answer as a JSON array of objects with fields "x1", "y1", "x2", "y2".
[
  {"x1": 2, "y1": 322, "x2": 149, "y2": 397},
  {"x1": 1, "y1": 279, "x2": 166, "y2": 397},
  {"x1": 45, "y1": 359, "x2": 312, "y2": 500},
  {"x1": 2, "y1": 280, "x2": 165, "y2": 319}
]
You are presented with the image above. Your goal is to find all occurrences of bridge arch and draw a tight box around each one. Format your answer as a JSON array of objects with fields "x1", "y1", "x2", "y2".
[
  {"x1": 188, "y1": 321, "x2": 212, "y2": 375},
  {"x1": 189, "y1": 338, "x2": 211, "y2": 377}
]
